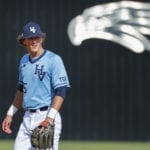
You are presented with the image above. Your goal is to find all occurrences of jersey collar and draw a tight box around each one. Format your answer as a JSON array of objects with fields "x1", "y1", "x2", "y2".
[{"x1": 29, "y1": 50, "x2": 47, "y2": 63}]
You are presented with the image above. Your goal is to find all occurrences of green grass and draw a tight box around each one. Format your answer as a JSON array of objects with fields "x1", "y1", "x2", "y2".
[
  {"x1": 0, "y1": 140, "x2": 150, "y2": 150},
  {"x1": 60, "y1": 141, "x2": 150, "y2": 150},
  {"x1": 0, "y1": 140, "x2": 14, "y2": 149}
]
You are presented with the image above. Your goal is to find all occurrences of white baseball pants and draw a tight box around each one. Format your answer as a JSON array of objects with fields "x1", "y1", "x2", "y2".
[{"x1": 14, "y1": 109, "x2": 62, "y2": 150}]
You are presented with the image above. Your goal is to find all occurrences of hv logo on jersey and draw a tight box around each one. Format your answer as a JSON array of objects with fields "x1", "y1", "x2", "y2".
[{"x1": 35, "y1": 64, "x2": 46, "y2": 81}]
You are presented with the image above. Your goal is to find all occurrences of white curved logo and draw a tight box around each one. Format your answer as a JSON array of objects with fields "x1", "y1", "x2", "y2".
[
  {"x1": 67, "y1": 1, "x2": 150, "y2": 53},
  {"x1": 30, "y1": 26, "x2": 36, "y2": 33}
]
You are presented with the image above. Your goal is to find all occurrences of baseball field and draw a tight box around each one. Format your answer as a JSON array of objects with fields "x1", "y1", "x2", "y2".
[{"x1": 1, "y1": 140, "x2": 150, "y2": 150}]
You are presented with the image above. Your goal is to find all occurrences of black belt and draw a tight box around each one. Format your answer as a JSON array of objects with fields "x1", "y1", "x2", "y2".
[{"x1": 28, "y1": 106, "x2": 49, "y2": 113}]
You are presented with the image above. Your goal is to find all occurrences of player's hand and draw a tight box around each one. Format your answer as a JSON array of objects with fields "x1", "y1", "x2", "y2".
[
  {"x1": 2, "y1": 115, "x2": 13, "y2": 134},
  {"x1": 39, "y1": 117, "x2": 54, "y2": 132}
]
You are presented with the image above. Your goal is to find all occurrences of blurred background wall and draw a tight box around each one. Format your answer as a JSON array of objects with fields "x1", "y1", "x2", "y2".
[{"x1": 0, "y1": 0, "x2": 150, "y2": 141}]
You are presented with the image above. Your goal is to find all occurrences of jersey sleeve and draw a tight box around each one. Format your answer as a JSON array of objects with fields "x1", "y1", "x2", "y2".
[
  {"x1": 51, "y1": 55, "x2": 70, "y2": 89},
  {"x1": 18, "y1": 55, "x2": 28, "y2": 92}
]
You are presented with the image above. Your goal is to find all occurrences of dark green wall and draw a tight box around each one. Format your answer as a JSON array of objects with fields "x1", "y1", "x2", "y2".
[{"x1": 0, "y1": 0, "x2": 150, "y2": 141}]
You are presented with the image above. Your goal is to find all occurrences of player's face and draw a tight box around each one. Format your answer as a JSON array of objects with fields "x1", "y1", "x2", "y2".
[{"x1": 23, "y1": 37, "x2": 43, "y2": 55}]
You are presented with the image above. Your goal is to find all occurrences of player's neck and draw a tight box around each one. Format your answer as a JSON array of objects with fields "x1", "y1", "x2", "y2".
[{"x1": 29, "y1": 47, "x2": 45, "y2": 59}]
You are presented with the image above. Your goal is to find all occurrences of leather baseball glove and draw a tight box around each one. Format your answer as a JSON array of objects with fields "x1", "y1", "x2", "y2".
[{"x1": 31, "y1": 120, "x2": 54, "y2": 149}]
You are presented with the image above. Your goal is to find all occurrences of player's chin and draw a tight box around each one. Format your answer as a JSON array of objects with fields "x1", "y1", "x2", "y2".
[{"x1": 30, "y1": 47, "x2": 39, "y2": 52}]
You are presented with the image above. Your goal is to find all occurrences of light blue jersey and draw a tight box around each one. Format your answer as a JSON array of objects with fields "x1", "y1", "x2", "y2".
[{"x1": 18, "y1": 50, "x2": 70, "y2": 109}]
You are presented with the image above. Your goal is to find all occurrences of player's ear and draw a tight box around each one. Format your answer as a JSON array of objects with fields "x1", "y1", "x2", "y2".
[
  {"x1": 22, "y1": 39, "x2": 27, "y2": 46},
  {"x1": 41, "y1": 37, "x2": 45, "y2": 45}
]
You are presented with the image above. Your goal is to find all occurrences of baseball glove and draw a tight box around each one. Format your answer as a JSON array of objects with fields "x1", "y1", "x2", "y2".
[{"x1": 31, "y1": 120, "x2": 54, "y2": 149}]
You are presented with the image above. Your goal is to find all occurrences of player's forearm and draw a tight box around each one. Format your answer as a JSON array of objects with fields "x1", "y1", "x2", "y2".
[
  {"x1": 51, "y1": 95, "x2": 64, "y2": 111},
  {"x1": 12, "y1": 90, "x2": 23, "y2": 109}
]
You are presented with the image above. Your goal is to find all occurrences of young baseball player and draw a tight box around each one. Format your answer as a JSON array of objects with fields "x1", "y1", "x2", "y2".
[{"x1": 2, "y1": 21, "x2": 70, "y2": 150}]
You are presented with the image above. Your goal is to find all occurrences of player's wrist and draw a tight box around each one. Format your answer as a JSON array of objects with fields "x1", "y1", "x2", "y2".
[
  {"x1": 47, "y1": 108, "x2": 58, "y2": 119},
  {"x1": 7, "y1": 104, "x2": 18, "y2": 117}
]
